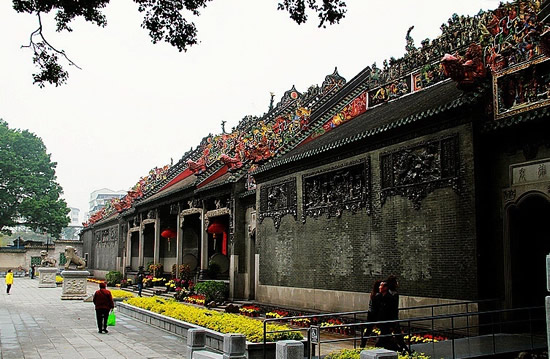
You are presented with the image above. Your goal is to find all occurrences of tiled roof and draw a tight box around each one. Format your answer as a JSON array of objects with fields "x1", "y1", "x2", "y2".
[
  {"x1": 195, "y1": 172, "x2": 234, "y2": 193},
  {"x1": 136, "y1": 174, "x2": 197, "y2": 206},
  {"x1": 255, "y1": 80, "x2": 479, "y2": 174}
]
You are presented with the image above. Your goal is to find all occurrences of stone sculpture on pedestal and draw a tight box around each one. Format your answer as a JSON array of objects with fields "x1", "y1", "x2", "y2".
[
  {"x1": 61, "y1": 246, "x2": 90, "y2": 300},
  {"x1": 40, "y1": 250, "x2": 57, "y2": 267},
  {"x1": 37, "y1": 250, "x2": 58, "y2": 288}
]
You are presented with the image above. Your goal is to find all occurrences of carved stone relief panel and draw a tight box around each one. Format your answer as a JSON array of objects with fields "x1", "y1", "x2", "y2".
[
  {"x1": 259, "y1": 178, "x2": 297, "y2": 230},
  {"x1": 95, "y1": 225, "x2": 119, "y2": 247},
  {"x1": 146, "y1": 209, "x2": 157, "y2": 219},
  {"x1": 110, "y1": 226, "x2": 118, "y2": 241},
  {"x1": 380, "y1": 135, "x2": 460, "y2": 209},
  {"x1": 64, "y1": 278, "x2": 86, "y2": 294},
  {"x1": 102, "y1": 229, "x2": 109, "y2": 242},
  {"x1": 302, "y1": 158, "x2": 371, "y2": 222}
]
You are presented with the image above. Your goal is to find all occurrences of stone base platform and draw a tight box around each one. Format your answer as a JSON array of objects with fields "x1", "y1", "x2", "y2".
[
  {"x1": 37, "y1": 267, "x2": 57, "y2": 288},
  {"x1": 61, "y1": 270, "x2": 90, "y2": 300}
]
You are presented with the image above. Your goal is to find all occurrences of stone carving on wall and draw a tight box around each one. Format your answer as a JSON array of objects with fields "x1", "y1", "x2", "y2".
[
  {"x1": 259, "y1": 178, "x2": 297, "y2": 230},
  {"x1": 302, "y1": 159, "x2": 371, "y2": 222},
  {"x1": 170, "y1": 203, "x2": 179, "y2": 215},
  {"x1": 187, "y1": 199, "x2": 198, "y2": 209},
  {"x1": 380, "y1": 135, "x2": 460, "y2": 209},
  {"x1": 110, "y1": 227, "x2": 118, "y2": 241},
  {"x1": 503, "y1": 189, "x2": 517, "y2": 202}
]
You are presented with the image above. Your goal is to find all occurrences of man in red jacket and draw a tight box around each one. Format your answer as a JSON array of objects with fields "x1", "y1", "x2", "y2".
[{"x1": 93, "y1": 282, "x2": 114, "y2": 334}]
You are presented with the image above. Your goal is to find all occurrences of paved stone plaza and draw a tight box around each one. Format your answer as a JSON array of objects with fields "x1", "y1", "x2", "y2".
[{"x1": 0, "y1": 277, "x2": 185, "y2": 359}]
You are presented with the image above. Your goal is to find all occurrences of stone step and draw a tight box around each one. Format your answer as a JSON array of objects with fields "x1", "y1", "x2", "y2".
[{"x1": 120, "y1": 286, "x2": 176, "y2": 299}]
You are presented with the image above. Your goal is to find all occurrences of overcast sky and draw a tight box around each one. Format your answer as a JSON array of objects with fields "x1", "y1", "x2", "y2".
[{"x1": 0, "y1": 0, "x2": 501, "y2": 222}]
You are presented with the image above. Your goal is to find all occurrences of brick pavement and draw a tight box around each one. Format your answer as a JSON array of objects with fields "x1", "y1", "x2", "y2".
[{"x1": 0, "y1": 277, "x2": 186, "y2": 359}]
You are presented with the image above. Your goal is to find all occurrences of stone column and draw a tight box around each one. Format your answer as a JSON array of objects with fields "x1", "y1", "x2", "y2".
[
  {"x1": 125, "y1": 230, "x2": 132, "y2": 273},
  {"x1": 200, "y1": 211, "x2": 208, "y2": 272},
  {"x1": 276, "y1": 340, "x2": 303, "y2": 359},
  {"x1": 138, "y1": 225, "x2": 145, "y2": 267},
  {"x1": 222, "y1": 333, "x2": 246, "y2": 359},
  {"x1": 153, "y1": 218, "x2": 160, "y2": 265},
  {"x1": 185, "y1": 328, "x2": 206, "y2": 359},
  {"x1": 127, "y1": 231, "x2": 132, "y2": 263},
  {"x1": 546, "y1": 254, "x2": 550, "y2": 351},
  {"x1": 229, "y1": 255, "x2": 238, "y2": 300},
  {"x1": 176, "y1": 215, "x2": 183, "y2": 268}
]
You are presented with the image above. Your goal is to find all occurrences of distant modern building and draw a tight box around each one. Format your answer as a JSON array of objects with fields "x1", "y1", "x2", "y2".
[
  {"x1": 69, "y1": 207, "x2": 80, "y2": 226},
  {"x1": 89, "y1": 188, "x2": 126, "y2": 214}
]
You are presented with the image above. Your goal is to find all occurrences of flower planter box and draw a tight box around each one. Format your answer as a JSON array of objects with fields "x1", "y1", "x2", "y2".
[{"x1": 116, "y1": 302, "x2": 307, "y2": 359}]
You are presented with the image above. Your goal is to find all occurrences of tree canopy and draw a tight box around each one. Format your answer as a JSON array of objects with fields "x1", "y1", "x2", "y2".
[
  {"x1": 12, "y1": 0, "x2": 347, "y2": 87},
  {"x1": 0, "y1": 119, "x2": 70, "y2": 238}
]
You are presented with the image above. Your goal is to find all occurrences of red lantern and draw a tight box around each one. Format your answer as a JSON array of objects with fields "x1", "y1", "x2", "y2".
[
  {"x1": 161, "y1": 228, "x2": 177, "y2": 239},
  {"x1": 207, "y1": 221, "x2": 227, "y2": 255},
  {"x1": 161, "y1": 228, "x2": 177, "y2": 251}
]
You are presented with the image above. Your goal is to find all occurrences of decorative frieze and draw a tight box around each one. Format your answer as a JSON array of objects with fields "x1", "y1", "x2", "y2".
[
  {"x1": 180, "y1": 208, "x2": 203, "y2": 217},
  {"x1": 259, "y1": 178, "x2": 297, "y2": 230},
  {"x1": 204, "y1": 203, "x2": 231, "y2": 228},
  {"x1": 380, "y1": 135, "x2": 460, "y2": 209},
  {"x1": 493, "y1": 56, "x2": 550, "y2": 120},
  {"x1": 94, "y1": 225, "x2": 119, "y2": 244},
  {"x1": 110, "y1": 227, "x2": 118, "y2": 241},
  {"x1": 302, "y1": 158, "x2": 371, "y2": 222}
]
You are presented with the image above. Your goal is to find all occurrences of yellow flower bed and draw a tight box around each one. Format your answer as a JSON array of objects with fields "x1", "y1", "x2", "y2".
[
  {"x1": 87, "y1": 278, "x2": 105, "y2": 284},
  {"x1": 325, "y1": 348, "x2": 430, "y2": 359},
  {"x1": 124, "y1": 297, "x2": 303, "y2": 343},
  {"x1": 111, "y1": 289, "x2": 135, "y2": 299},
  {"x1": 55, "y1": 275, "x2": 63, "y2": 284}
]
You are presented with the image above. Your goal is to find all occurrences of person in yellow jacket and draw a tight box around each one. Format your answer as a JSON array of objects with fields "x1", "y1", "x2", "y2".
[{"x1": 6, "y1": 269, "x2": 13, "y2": 295}]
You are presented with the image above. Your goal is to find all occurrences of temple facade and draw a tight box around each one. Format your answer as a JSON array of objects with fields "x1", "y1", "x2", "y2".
[{"x1": 81, "y1": 0, "x2": 550, "y2": 311}]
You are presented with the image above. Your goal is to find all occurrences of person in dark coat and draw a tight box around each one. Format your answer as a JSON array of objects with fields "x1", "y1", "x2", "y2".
[
  {"x1": 374, "y1": 281, "x2": 399, "y2": 351},
  {"x1": 385, "y1": 275, "x2": 410, "y2": 354},
  {"x1": 136, "y1": 270, "x2": 144, "y2": 297},
  {"x1": 93, "y1": 282, "x2": 114, "y2": 334},
  {"x1": 361, "y1": 279, "x2": 382, "y2": 348},
  {"x1": 30, "y1": 265, "x2": 35, "y2": 279}
]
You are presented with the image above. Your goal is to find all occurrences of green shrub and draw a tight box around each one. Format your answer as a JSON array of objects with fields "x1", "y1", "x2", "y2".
[
  {"x1": 105, "y1": 271, "x2": 123, "y2": 286},
  {"x1": 194, "y1": 280, "x2": 227, "y2": 303}
]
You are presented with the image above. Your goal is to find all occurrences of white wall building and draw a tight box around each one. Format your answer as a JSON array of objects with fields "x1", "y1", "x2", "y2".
[{"x1": 69, "y1": 207, "x2": 80, "y2": 226}]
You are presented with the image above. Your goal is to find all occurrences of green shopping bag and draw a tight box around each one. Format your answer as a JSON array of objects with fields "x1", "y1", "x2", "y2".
[{"x1": 107, "y1": 310, "x2": 116, "y2": 326}]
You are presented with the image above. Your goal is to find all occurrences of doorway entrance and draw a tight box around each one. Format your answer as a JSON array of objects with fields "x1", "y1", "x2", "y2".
[{"x1": 507, "y1": 193, "x2": 550, "y2": 308}]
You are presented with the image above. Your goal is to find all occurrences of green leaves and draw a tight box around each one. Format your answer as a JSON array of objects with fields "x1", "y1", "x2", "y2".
[
  {"x1": 12, "y1": 0, "x2": 347, "y2": 87},
  {"x1": 277, "y1": 0, "x2": 347, "y2": 28},
  {"x1": 0, "y1": 120, "x2": 70, "y2": 237}
]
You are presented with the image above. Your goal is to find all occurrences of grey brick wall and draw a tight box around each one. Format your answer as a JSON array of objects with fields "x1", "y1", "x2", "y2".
[{"x1": 257, "y1": 123, "x2": 478, "y2": 300}]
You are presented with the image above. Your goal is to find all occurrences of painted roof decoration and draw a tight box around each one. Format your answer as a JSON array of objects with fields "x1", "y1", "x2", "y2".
[
  {"x1": 185, "y1": 74, "x2": 347, "y2": 177},
  {"x1": 83, "y1": 0, "x2": 549, "y2": 228},
  {"x1": 83, "y1": 164, "x2": 170, "y2": 226}
]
